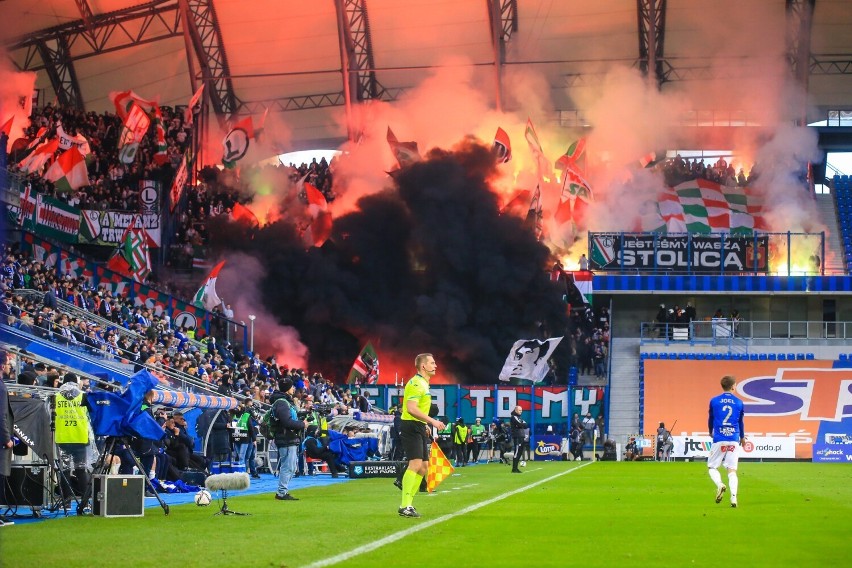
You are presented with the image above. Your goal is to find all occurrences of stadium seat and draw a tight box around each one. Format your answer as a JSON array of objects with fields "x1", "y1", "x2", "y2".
[
  {"x1": 640, "y1": 353, "x2": 648, "y2": 360},
  {"x1": 749, "y1": 354, "x2": 759, "y2": 360},
  {"x1": 758, "y1": 354, "x2": 767, "y2": 360},
  {"x1": 776, "y1": 354, "x2": 786, "y2": 361},
  {"x1": 685, "y1": 353, "x2": 696, "y2": 359},
  {"x1": 768, "y1": 353, "x2": 776, "y2": 360},
  {"x1": 788, "y1": 353, "x2": 796, "y2": 360},
  {"x1": 796, "y1": 353, "x2": 805, "y2": 360},
  {"x1": 806, "y1": 353, "x2": 815, "y2": 360},
  {"x1": 839, "y1": 354, "x2": 847, "y2": 361},
  {"x1": 648, "y1": 353, "x2": 659, "y2": 359}
]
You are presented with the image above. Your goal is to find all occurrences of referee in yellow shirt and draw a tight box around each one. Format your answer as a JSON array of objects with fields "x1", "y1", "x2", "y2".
[{"x1": 398, "y1": 353, "x2": 445, "y2": 518}]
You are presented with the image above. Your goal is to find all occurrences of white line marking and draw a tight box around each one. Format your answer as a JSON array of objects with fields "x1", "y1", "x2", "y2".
[{"x1": 300, "y1": 462, "x2": 593, "y2": 568}]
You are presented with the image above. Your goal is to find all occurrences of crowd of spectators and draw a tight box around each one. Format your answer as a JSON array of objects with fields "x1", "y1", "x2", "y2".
[
  {"x1": 169, "y1": 158, "x2": 335, "y2": 270},
  {"x1": 7, "y1": 103, "x2": 187, "y2": 210},
  {"x1": 660, "y1": 155, "x2": 755, "y2": 188},
  {"x1": 0, "y1": 245, "x2": 363, "y2": 421}
]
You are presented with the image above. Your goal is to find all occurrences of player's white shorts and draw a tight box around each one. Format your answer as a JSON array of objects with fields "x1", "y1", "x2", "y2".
[{"x1": 707, "y1": 441, "x2": 741, "y2": 470}]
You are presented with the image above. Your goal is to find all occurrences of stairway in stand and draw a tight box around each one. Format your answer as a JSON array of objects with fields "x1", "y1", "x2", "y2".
[{"x1": 607, "y1": 337, "x2": 641, "y2": 446}]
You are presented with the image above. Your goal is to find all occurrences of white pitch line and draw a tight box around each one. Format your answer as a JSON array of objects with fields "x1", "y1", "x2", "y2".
[{"x1": 300, "y1": 462, "x2": 593, "y2": 568}]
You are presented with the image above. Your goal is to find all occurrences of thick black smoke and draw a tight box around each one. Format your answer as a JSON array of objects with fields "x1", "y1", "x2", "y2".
[{"x1": 213, "y1": 141, "x2": 569, "y2": 383}]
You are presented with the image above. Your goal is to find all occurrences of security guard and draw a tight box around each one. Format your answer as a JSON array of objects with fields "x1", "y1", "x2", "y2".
[
  {"x1": 54, "y1": 373, "x2": 92, "y2": 510},
  {"x1": 468, "y1": 417, "x2": 486, "y2": 463},
  {"x1": 452, "y1": 417, "x2": 468, "y2": 467}
]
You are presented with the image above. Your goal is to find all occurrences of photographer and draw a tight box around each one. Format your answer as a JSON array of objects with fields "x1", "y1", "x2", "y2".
[
  {"x1": 302, "y1": 425, "x2": 341, "y2": 478},
  {"x1": 163, "y1": 411, "x2": 199, "y2": 471},
  {"x1": 271, "y1": 377, "x2": 307, "y2": 501},
  {"x1": 656, "y1": 422, "x2": 674, "y2": 461}
]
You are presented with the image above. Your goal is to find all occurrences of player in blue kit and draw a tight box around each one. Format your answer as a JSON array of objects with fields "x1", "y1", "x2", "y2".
[{"x1": 707, "y1": 375, "x2": 745, "y2": 508}]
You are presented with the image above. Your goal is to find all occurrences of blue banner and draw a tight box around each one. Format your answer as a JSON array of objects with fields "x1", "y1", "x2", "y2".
[
  {"x1": 355, "y1": 384, "x2": 606, "y2": 438},
  {"x1": 812, "y1": 444, "x2": 852, "y2": 463}
]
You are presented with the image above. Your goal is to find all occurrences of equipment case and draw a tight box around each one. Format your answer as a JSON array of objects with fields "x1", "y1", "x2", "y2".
[{"x1": 92, "y1": 474, "x2": 145, "y2": 517}]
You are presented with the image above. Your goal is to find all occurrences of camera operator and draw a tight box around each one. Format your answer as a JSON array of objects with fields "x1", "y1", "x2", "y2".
[
  {"x1": 302, "y1": 425, "x2": 342, "y2": 478},
  {"x1": 234, "y1": 401, "x2": 260, "y2": 479},
  {"x1": 510, "y1": 405, "x2": 528, "y2": 473},
  {"x1": 271, "y1": 377, "x2": 307, "y2": 501},
  {"x1": 53, "y1": 373, "x2": 93, "y2": 506},
  {"x1": 163, "y1": 411, "x2": 199, "y2": 471}
]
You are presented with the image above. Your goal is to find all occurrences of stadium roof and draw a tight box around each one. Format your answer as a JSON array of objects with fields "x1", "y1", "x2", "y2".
[{"x1": 2, "y1": 0, "x2": 851, "y2": 149}]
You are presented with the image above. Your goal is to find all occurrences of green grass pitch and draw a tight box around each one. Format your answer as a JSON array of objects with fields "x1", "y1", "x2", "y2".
[{"x1": 3, "y1": 462, "x2": 850, "y2": 567}]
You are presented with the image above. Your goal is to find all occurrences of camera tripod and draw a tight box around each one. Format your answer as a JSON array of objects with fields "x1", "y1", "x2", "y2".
[{"x1": 87, "y1": 437, "x2": 170, "y2": 516}]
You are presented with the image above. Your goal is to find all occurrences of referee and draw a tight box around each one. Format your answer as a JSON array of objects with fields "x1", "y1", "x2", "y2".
[{"x1": 398, "y1": 353, "x2": 445, "y2": 518}]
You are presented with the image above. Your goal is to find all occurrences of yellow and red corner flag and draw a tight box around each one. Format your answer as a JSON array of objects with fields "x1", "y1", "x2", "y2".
[{"x1": 426, "y1": 440, "x2": 454, "y2": 492}]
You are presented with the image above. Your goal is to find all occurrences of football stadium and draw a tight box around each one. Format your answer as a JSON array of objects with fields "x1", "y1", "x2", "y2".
[{"x1": 1, "y1": 1, "x2": 852, "y2": 566}]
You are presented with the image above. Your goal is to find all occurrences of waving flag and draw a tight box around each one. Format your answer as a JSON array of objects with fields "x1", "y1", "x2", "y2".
[
  {"x1": 43, "y1": 147, "x2": 90, "y2": 192},
  {"x1": 106, "y1": 218, "x2": 151, "y2": 283},
  {"x1": 118, "y1": 102, "x2": 151, "y2": 164},
  {"x1": 347, "y1": 342, "x2": 379, "y2": 385},
  {"x1": 303, "y1": 182, "x2": 333, "y2": 247},
  {"x1": 0, "y1": 116, "x2": 12, "y2": 137},
  {"x1": 426, "y1": 442, "x2": 454, "y2": 492},
  {"x1": 185, "y1": 84, "x2": 205, "y2": 125},
  {"x1": 193, "y1": 260, "x2": 225, "y2": 311},
  {"x1": 386, "y1": 127, "x2": 421, "y2": 169},
  {"x1": 153, "y1": 105, "x2": 168, "y2": 165},
  {"x1": 554, "y1": 139, "x2": 593, "y2": 231},
  {"x1": 524, "y1": 118, "x2": 550, "y2": 180},
  {"x1": 525, "y1": 184, "x2": 543, "y2": 240},
  {"x1": 498, "y1": 337, "x2": 563, "y2": 383},
  {"x1": 18, "y1": 138, "x2": 59, "y2": 173},
  {"x1": 56, "y1": 123, "x2": 91, "y2": 155},
  {"x1": 222, "y1": 116, "x2": 255, "y2": 168},
  {"x1": 232, "y1": 202, "x2": 260, "y2": 227},
  {"x1": 109, "y1": 90, "x2": 158, "y2": 120},
  {"x1": 492, "y1": 127, "x2": 512, "y2": 163}
]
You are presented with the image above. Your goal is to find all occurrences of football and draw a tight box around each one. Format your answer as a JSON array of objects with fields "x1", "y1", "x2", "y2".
[
  {"x1": 520, "y1": 461, "x2": 526, "y2": 467},
  {"x1": 194, "y1": 489, "x2": 212, "y2": 506}
]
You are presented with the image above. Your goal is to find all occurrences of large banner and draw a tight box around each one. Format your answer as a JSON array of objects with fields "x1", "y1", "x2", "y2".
[
  {"x1": 9, "y1": 191, "x2": 80, "y2": 243},
  {"x1": 78, "y1": 210, "x2": 162, "y2": 247},
  {"x1": 589, "y1": 233, "x2": 769, "y2": 273},
  {"x1": 355, "y1": 384, "x2": 606, "y2": 434},
  {"x1": 643, "y1": 360, "x2": 852, "y2": 459},
  {"x1": 9, "y1": 187, "x2": 161, "y2": 246}
]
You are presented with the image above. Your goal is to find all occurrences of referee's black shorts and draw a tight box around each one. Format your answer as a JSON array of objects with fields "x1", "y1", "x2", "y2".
[{"x1": 400, "y1": 419, "x2": 430, "y2": 461}]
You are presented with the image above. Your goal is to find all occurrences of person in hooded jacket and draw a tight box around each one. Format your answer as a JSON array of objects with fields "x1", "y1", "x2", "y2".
[{"x1": 270, "y1": 377, "x2": 307, "y2": 501}]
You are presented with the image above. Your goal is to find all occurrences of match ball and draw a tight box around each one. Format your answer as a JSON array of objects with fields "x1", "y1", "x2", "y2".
[
  {"x1": 520, "y1": 461, "x2": 526, "y2": 467},
  {"x1": 194, "y1": 489, "x2": 212, "y2": 506}
]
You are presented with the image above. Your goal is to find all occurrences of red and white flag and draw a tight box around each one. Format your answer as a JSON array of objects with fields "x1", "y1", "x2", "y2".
[
  {"x1": 44, "y1": 147, "x2": 90, "y2": 192},
  {"x1": 109, "y1": 90, "x2": 158, "y2": 120},
  {"x1": 185, "y1": 84, "x2": 205, "y2": 125},
  {"x1": 18, "y1": 138, "x2": 59, "y2": 173},
  {"x1": 193, "y1": 261, "x2": 226, "y2": 311}
]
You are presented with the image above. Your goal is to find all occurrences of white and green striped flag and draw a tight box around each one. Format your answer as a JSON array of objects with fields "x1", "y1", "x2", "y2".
[{"x1": 657, "y1": 179, "x2": 765, "y2": 234}]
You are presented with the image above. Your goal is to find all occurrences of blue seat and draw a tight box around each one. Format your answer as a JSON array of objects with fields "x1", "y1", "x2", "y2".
[
  {"x1": 776, "y1": 354, "x2": 786, "y2": 361},
  {"x1": 640, "y1": 353, "x2": 648, "y2": 360},
  {"x1": 749, "y1": 354, "x2": 759, "y2": 360},
  {"x1": 758, "y1": 353, "x2": 768, "y2": 360},
  {"x1": 788, "y1": 353, "x2": 796, "y2": 360},
  {"x1": 806, "y1": 353, "x2": 815, "y2": 360},
  {"x1": 768, "y1": 353, "x2": 776, "y2": 360},
  {"x1": 796, "y1": 353, "x2": 805, "y2": 360},
  {"x1": 840, "y1": 354, "x2": 848, "y2": 361}
]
